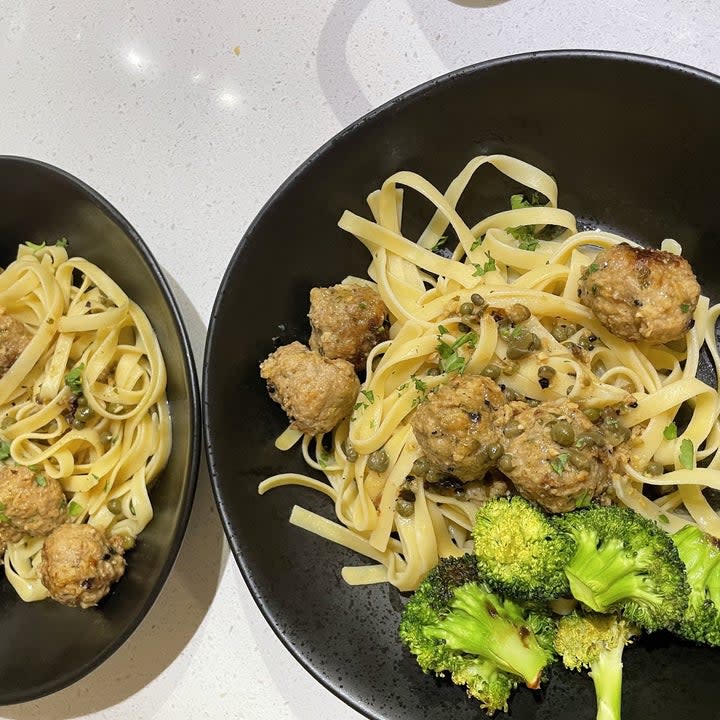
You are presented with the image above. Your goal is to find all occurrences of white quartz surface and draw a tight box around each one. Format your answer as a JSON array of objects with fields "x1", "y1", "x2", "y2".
[{"x1": 1, "y1": 1, "x2": 718, "y2": 718}]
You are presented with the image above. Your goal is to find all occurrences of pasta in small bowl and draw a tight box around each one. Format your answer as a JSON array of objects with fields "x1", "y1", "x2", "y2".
[{"x1": 0, "y1": 156, "x2": 200, "y2": 703}]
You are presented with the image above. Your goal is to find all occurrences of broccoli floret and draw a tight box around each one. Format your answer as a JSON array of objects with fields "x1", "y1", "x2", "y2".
[
  {"x1": 671, "y1": 524, "x2": 720, "y2": 645},
  {"x1": 472, "y1": 496, "x2": 572, "y2": 600},
  {"x1": 399, "y1": 554, "x2": 555, "y2": 714},
  {"x1": 554, "y1": 612, "x2": 638, "y2": 720},
  {"x1": 556, "y1": 505, "x2": 689, "y2": 631}
]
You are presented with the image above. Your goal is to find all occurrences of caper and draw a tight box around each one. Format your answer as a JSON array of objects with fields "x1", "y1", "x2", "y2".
[
  {"x1": 498, "y1": 320, "x2": 513, "y2": 341},
  {"x1": 486, "y1": 443, "x2": 504, "y2": 461},
  {"x1": 502, "y1": 360, "x2": 518, "y2": 376},
  {"x1": 107, "y1": 498, "x2": 123, "y2": 514},
  {"x1": 457, "y1": 322, "x2": 471, "y2": 333},
  {"x1": 107, "y1": 403, "x2": 124, "y2": 414},
  {"x1": 342, "y1": 440, "x2": 358, "y2": 463},
  {"x1": 577, "y1": 334, "x2": 593, "y2": 350},
  {"x1": 507, "y1": 346, "x2": 530, "y2": 360},
  {"x1": 425, "y1": 469, "x2": 445, "y2": 483},
  {"x1": 395, "y1": 498, "x2": 415, "y2": 518},
  {"x1": 605, "y1": 424, "x2": 631, "y2": 447},
  {"x1": 550, "y1": 420, "x2": 575, "y2": 447},
  {"x1": 504, "y1": 387, "x2": 523, "y2": 402},
  {"x1": 551, "y1": 321, "x2": 579, "y2": 342},
  {"x1": 120, "y1": 534, "x2": 135, "y2": 551},
  {"x1": 480, "y1": 364, "x2": 501, "y2": 380},
  {"x1": 471, "y1": 293, "x2": 487, "y2": 308},
  {"x1": 582, "y1": 407, "x2": 602, "y2": 423},
  {"x1": 71, "y1": 418, "x2": 85, "y2": 430},
  {"x1": 567, "y1": 449, "x2": 591, "y2": 470},
  {"x1": 508, "y1": 328, "x2": 533, "y2": 350},
  {"x1": 367, "y1": 449, "x2": 389, "y2": 472},
  {"x1": 529, "y1": 333, "x2": 541, "y2": 351},
  {"x1": 575, "y1": 433, "x2": 597, "y2": 449},
  {"x1": 100, "y1": 430, "x2": 114, "y2": 445},
  {"x1": 526, "y1": 398, "x2": 541, "y2": 407},
  {"x1": 76, "y1": 406, "x2": 94, "y2": 422},
  {"x1": 645, "y1": 460, "x2": 664, "y2": 476},
  {"x1": 426, "y1": 367, "x2": 441, "y2": 377},
  {"x1": 460, "y1": 302, "x2": 475, "y2": 316},
  {"x1": 497, "y1": 454, "x2": 514, "y2": 474},
  {"x1": 411, "y1": 457, "x2": 429, "y2": 477},
  {"x1": 75, "y1": 395, "x2": 88, "y2": 407},
  {"x1": 503, "y1": 419, "x2": 524, "y2": 438},
  {"x1": 538, "y1": 365, "x2": 556, "y2": 380},
  {"x1": 507, "y1": 303, "x2": 531, "y2": 324}
]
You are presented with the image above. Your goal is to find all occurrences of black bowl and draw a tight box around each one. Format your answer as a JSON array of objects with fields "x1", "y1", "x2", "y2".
[
  {"x1": 0, "y1": 157, "x2": 200, "y2": 704},
  {"x1": 204, "y1": 51, "x2": 720, "y2": 720}
]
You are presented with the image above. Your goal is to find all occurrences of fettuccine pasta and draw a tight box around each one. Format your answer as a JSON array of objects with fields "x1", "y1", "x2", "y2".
[
  {"x1": 260, "y1": 155, "x2": 720, "y2": 592},
  {"x1": 0, "y1": 241, "x2": 170, "y2": 602}
]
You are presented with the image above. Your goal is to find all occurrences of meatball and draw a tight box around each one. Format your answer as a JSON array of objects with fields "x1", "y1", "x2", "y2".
[
  {"x1": 0, "y1": 465, "x2": 67, "y2": 537},
  {"x1": 0, "y1": 312, "x2": 31, "y2": 376},
  {"x1": 308, "y1": 284, "x2": 388, "y2": 370},
  {"x1": 411, "y1": 375, "x2": 507, "y2": 482},
  {"x1": 260, "y1": 341, "x2": 360, "y2": 435},
  {"x1": 0, "y1": 523, "x2": 22, "y2": 556},
  {"x1": 39, "y1": 523, "x2": 126, "y2": 608},
  {"x1": 500, "y1": 400, "x2": 611, "y2": 513},
  {"x1": 578, "y1": 243, "x2": 700, "y2": 344}
]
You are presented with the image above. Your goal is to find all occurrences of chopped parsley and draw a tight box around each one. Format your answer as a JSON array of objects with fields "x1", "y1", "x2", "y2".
[
  {"x1": 68, "y1": 500, "x2": 84, "y2": 517},
  {"x1": 575, "y1": 489, "x2": 592, "y2": 508},
  {"x1": 56, "y1": 237, "x2": 69, "y2": 248},
  {"x1": 64, "y1": 364, "x2": 85, "y2": 395},
  {"x1": 361, "y1": 389, "x2": 375, "y2": 404},
  {"x1": 0, "y1": 514, "x2": 8, "y2": 523},
  {"x1": 473, "y1": 256, "x2": 496, "y2": 276},
  {"x1": 0, "y1": 441, "x2": 10, "y2": 460},
  {"x1": 658, "y1": 514, "x2": 669, "y2": 524},
  {"x1": 663, "y1": 422, "x2": 678, "y2": 440},
  {"x1": 680, "y1": 302, "x2": 691, "y2": 313},
  {"x1": 34, "y1": 474, "x2": 46, "y2": 487},
  {"x1": 470, "y1": 234, "x2": 485, "y2": 251},
  {"x1": 413, "y1": 376, "x2": 427, "y2": 394},
  {"x1": 550, "y1": 453, "x2": 569, "y2": 475},
  {"x1": 318, "y1": 451, "x2": 330, "y2": 469},
  {"x1": 431, "y1": 236, "x2": 448, "y2": 252},
  {"x1": 510, "y1": 192, "x2": 544, "y2": 209},
  {"x1": 436, "y1": 330, "x2": 478, "y2": 375},
  {"x1": 25, "y1": 241, "x2": 46, "y2": 252},
  {"x1": 507, "y1": 225, "x2": 539, "y2": 251},
  {"x1": 438, "y1": 324, "x2": 450, "y2": 336},
  {"x1": 679, "y1": 438, "x2": 694, "y2": 470},
  {"x1": 585, "y1": 262, "x2": 600, "y2": 275}
]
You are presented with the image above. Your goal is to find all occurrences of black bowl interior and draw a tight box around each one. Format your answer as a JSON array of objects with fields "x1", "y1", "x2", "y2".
[
  {"x1": 204, "y1": 51, "x2": 720, "y2": 720},
  {"x1": 0, "y1": 157, "x2": 200, "y2": 704}
]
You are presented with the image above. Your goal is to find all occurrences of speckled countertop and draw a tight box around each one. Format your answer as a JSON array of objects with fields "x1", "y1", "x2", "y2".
[{"x1": 0, "y1": 1, "x2": 718, "y2": 719}]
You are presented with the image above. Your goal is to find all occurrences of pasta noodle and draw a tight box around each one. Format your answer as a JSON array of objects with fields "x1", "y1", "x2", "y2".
[
  {"x1": 259, "y1": 155, "x2": 720, "y2": 592},
  {"x1": 0, "y1": 242, "x2": 171, "y2": 601}
]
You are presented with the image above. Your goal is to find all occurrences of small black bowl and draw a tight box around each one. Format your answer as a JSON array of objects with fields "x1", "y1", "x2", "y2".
[
  {"x1": 204, "y1": 51, "x2": 720, "y2": 720},
  {"x1": 0, "y1": 157, "x2": 201, "y2": 704}
]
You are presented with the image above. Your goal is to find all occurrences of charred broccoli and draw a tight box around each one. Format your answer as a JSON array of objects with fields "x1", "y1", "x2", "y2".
[
  {"x1": 554, "y1": 611, "x2": 638, "y2": 720},
  {"x1": 671, "y1": 523, "x2": 720, "y2": 645},
  {"x1": 472, "y1": 495, "x2": 572, "y2": 600},
  {"x1": 556, "y1": 505, "x2": 689, "y2": 631},
  {"x1": 398, "y1": 554, "x2": 556, "y2": 714}
]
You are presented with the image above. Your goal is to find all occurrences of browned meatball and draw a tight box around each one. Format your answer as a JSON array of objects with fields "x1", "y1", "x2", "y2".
[
  {"x1": 0, "y1": 312, "x2": 31, "y2": 376},
  {"x1": 411, "y1": 375, "x2": 506, "y2": 482},
  {"x1": 39, "y1": 524, "x2": 126, "y2": 608},
  {"x1": 260, "y1": 341, "x2": 360, "y2": 435},
  {"x1": 0, "y1": 523, "x2": 22, "y2": 556},
  {"x1": 308, "y1": 284, "x2": 388, "y2": 370},
  {"x1": 0, "y1": 465, "x2": 67, "y2": 537},
  {"x1": 578, "y1": 243, "x2": 700, "y2": 344},
  {"x1": 500, "y1": 400, "x2": 611, "y2": 513}
]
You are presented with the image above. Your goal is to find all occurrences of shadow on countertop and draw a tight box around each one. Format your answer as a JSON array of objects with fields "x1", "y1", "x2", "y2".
[{"x1": 0, "y1": 270, "x2": 229, "y2": 719}]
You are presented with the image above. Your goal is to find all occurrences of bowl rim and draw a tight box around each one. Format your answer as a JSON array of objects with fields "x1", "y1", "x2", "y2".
[
  {"x1": 0, "y1": 154, "x2": 202, "y2": 704},
  {"x1": 202, "y1": 49, "x2": 720, "y2": 718}
]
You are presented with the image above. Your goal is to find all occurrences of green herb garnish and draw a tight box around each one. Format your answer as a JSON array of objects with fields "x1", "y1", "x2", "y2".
[
  {"x1": 0, "y1": 441, "x2": 10, "y2": 460},
  {"x1": 550, "y1": 453, "x2": 569, "y2": 475},
  {"x1": 34, "y1": 475, "x2": 46, "y2": 487},
  {"x1": 473, "y1": 257, "x2": 496, "y2": 276},
  {"x1": 68, "y1": 500, "x2": 83, "y2": 517},
  {"x1": 663, "y1": 422, "x2": 678, "y2": 440},
  {"x1": 680, "y1": 303, "x2": 691, "y2": 313},
  {"x1": 64, "y1": 364, "x2": 85, "y2": 395},
  {"x1": 679, "y1": 438, "x2": 694, "y2": 470}
]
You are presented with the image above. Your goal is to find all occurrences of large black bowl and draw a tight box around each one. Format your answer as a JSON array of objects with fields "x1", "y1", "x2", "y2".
[
  {"x1": 204, "y1": 51, "x2": 720, "y2": 719},
  {"x1": 0, "y1": 157, "x2": 200, "y2": 704}
]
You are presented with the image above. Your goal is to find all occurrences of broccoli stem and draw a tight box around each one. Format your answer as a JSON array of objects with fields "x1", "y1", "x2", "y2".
[
  {"x1": 428, "y1": 588, "x2": 548, "y2": 688},
  {"x1": 565, "y1": 534, "x2": 657, "y2": 612},
  {"x1": 590, "y1": 644, "x2": 624, "y2": 720}
]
